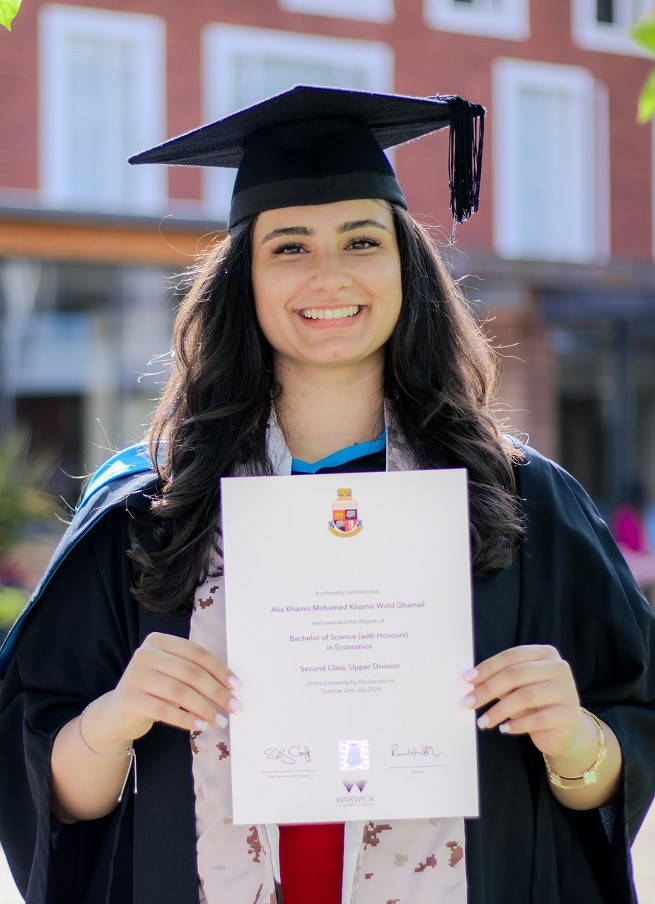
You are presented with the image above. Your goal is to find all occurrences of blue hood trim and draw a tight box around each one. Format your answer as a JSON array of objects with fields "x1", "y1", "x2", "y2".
[{"x1": 79, "y1": 444, "x2": 155, "y2": 509}]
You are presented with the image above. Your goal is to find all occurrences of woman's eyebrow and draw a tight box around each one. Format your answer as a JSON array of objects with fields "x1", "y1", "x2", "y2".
[
  {"x1": 338, "y1": 219, "x2": 389, "y2": 234},
  {"x1": 259, "y1": 225, "x2": 314, "y2": 244}
]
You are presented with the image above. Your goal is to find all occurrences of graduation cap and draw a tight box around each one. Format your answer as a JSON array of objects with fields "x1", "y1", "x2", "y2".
[{"x1": 129, "y1": 85, "x2": 485, "y2": 230}]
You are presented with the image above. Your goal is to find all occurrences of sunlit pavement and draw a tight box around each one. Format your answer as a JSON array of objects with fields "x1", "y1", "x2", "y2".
[
  {"x1": 0, "y1": 848, "x2": 21, "y2": 904},
  {"x1": 0, "y1": 801, "x2": 654, "y2": 902}
]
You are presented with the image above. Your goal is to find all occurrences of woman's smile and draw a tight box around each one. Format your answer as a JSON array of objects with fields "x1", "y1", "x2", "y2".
[{"x1": 298, "y1": 304, "x2": 362, "y2": 322}]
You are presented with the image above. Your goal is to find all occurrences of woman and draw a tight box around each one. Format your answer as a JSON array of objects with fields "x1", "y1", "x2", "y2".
[{"x1": 0, "y1": 86, "x2": 653, "y2": 904}]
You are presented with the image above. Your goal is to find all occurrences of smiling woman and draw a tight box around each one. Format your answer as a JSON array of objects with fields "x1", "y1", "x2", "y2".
[{"x1": 1, "y1": 84, "x2": 654, "y2": 904}]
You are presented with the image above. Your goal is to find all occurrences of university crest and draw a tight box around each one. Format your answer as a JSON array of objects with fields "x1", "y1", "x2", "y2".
[{"x1": 329, "y1": 487, "x2": 363, "y2": 538}]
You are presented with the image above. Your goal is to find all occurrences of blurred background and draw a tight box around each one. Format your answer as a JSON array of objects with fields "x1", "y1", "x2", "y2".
[{"x1": 1, "y1": 0, "x2": 655, "y2": 900}]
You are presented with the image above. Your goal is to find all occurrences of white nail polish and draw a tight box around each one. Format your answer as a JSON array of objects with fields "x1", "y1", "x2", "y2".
[
  {"x1": 463, "y1": 668, "x2": 479, "y2": 681},
  {"x1": 462, "y1": 694, "x2": 476, "y2": 708},
  {"x1": 498, "y1": 722, "x2": 511, "y2": 734},
  {"x1": 193, "y1": 719, "x2": 209, "y2": 731},
  {"x1": 477, "y1": 713, "x2": 490, "y2": 730},
  {"x1": 215, "y1": 713, "x2": 229, "y2": 729}
]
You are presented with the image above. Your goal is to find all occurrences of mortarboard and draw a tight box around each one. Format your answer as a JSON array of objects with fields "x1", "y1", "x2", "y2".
[{"x1": 129, "y1": 84, "x2": 485, "y2": 230}]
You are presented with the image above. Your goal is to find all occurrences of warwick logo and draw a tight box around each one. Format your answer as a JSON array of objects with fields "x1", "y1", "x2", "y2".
[{"x1": 336, "y1": 779, "x2": 375, "y2": 807}]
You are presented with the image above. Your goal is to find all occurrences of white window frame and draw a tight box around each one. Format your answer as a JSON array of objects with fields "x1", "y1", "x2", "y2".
[
  {"x1": 278, "y1": 0, "x2": 394, "y2": 22},
  {"x1": 424, "y1": 0, "x2": 529, "y2": 41},
  {"x1": 202, "y1": 25, "x2": 394, "y2": 221},
  {"x1": 39, "y1": 4, "x2": 166, "y2": 213},
  {"x1": 572, "y1": 0, "x2": 652, "y2": 55},
  {"x1": 492, "y1": 58, "x2": 610, "y2": 264}
]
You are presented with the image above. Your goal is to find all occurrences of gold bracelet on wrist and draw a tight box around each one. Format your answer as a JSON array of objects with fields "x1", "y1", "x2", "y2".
[
  {"x1": 77, "y1": 703, "x2": 138, "y2": 801},
  {"x1": 543, "y1": 707, "x2": 607, "y2": 790}
]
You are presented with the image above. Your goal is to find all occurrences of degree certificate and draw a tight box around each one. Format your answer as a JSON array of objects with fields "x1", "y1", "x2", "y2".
[{"x1": 221, "y1": 469, "x2": 478, "y2": 824}]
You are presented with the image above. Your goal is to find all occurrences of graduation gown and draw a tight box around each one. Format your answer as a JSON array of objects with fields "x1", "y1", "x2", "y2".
[{"x1": 1, "y1": 445, "x2": 654, "y2": 904}]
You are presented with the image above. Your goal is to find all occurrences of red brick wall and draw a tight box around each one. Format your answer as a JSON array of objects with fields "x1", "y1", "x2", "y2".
[
  {"x1": 2, "y1": 0, "x2": 651, "y2": 258},
  {"x1": 483, "y1": 306, "x2": 556, "y2": 459},
  {"x1": 0, "y1": 0, "x2": 39, "y2": 192}
]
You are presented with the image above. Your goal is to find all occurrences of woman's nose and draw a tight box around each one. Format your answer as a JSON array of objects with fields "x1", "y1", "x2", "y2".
[{"x1": 308, "y1": 252, "x2": 352, "y2": 292}]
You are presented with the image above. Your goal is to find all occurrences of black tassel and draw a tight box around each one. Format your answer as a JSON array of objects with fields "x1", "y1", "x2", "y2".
[{"x1": 445, "y1": 97, "x2": 485, "y2": 227}]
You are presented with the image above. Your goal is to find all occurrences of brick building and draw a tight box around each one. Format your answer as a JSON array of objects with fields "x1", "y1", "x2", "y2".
[{"x1": 0, "y1": 0, "x2": 654, "y2": 509}]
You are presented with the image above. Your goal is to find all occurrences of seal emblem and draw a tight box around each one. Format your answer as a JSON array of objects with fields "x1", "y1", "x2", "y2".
[{"x1": 329, "y1": 487, "x2": 363, "y2": 538}]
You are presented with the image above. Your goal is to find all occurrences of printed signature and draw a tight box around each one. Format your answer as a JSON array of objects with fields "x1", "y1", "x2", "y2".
[
  {"x1": 391, "y1": 744, "x2": 443, "y2": 759},
  {"x1": 263, "y1": 745, "x2": 312, "y2": 765}
]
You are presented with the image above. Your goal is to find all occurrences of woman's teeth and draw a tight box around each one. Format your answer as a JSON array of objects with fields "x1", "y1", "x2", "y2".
[{"x1": 300, "y1": 305, "x2": 360, "y2": 320}]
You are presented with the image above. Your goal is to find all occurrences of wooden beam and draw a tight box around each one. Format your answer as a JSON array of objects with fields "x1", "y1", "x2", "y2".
[{"x1": 0, "y1": 217, "x2": 223, "y2": 265}]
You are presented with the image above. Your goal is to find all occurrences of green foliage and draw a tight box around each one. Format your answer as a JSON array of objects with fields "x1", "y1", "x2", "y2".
[
  {"x1": 633, "y1": 15, "x2": 655, "y2": 122},
  {"x1": 0, "y1": 586, "x2": 27, "y2": 629},
  {"x1": 0, "y1": 0, "x2": 22, "y2": 31},
  {"x1": 0, "y1": 430, "x2": 54, "y2": 558}
]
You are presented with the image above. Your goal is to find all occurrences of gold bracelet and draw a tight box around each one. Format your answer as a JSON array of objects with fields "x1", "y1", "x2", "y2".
[
  {"x1": 77, "y1": 703, "x2": 137, "y2": 801},
  {"x1": 543, "y1": 707, "x2": 607, "y2": 789}
]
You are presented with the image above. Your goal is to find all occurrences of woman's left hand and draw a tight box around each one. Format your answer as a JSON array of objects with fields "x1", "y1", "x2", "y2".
[{"x1": 464, "y1": 644, "x2": 584, "y2": 759}]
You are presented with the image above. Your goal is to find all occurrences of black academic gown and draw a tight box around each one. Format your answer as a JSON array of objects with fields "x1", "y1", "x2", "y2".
[{"x1": 1, "y1": 446, "x2": 654, "y2": 904}]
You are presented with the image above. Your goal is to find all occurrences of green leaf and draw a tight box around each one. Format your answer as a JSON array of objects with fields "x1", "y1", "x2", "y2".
[
  {"x1": 0, "y1": 0, "x2": 22, "y2": 31},
  {"x1": 638, "y1": 69, "x2": 655, "y2": 122},
  {"x1": 632, "y1": 16, "x2": 655, "y2": 55}
]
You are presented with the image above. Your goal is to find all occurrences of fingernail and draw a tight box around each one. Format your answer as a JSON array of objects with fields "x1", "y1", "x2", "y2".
[
  {"x1": 228, "y1": 675, "x2": 241, "y2": 691},
  {"x1": 228, "y1": 697, "x2": 242, "y2": 713},
  {"x1": 499, "y1": 722, "x2": 511, "y2": 734},
  {"x1": 215, "y1": 712, "x2": 229, "y2": 728},
  {"x1": 193, "y1": 719, "x2": 209, "y2": 731},
  {"x1": 477, "y1": 713, "x2": 490, "y2": 730},
  {"x1": 461, "y1": 694, "x2": 476, "y2": 708},
  {"x1": 463, "y1": 668, "x2": 479, "y2": 681}
]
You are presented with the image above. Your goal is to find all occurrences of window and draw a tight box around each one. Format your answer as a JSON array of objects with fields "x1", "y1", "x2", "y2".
[
  {"x1": 424, "y1": 0, "x2": 529, "y2": 40},
  {"x1": 202, "y1": 25, "x2": 393, "y2": 220},
  {"x1": 572, "y1": 0, "x2": 652, "y2": 54},
  {"x1": 278, "y1": 0, "x2": 394, "y2": 22},
  {"x1": 2, "y1": 258, "x2": 174, "y2": 502},
  {"x1": 492, "y1": 59, "x2": 609, "y2": 263},
  {"x1": 39, "y1": 5, "x2": 166, "y2": 213}
]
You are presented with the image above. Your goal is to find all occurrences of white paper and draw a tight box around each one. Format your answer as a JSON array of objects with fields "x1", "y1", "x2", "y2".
[{"x1": 221, "y1": 469, "x2": 478, "y2": 824}]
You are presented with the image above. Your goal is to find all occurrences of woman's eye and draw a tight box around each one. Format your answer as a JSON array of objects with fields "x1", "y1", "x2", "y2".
[
  {"x1": 348, "y1": 237, "x2": 380, "y2": 250},
  {"x1": 272, "y1": 243, "x2": 305, "y2": 255}
]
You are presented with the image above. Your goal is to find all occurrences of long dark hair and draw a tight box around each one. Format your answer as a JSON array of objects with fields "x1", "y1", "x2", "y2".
[{"x1": 128, "y1": 205, "x2": 525, "y2": 613}]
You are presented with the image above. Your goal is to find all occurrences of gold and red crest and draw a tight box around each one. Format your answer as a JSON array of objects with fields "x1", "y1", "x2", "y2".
[{"x1": 329, "y1": 487, "x2": 363, "y2": 538}]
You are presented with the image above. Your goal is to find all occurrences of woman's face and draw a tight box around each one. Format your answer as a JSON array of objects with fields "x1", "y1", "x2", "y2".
[{"x1": 251, "y1": 198, "x2": 402, "y2": 375}]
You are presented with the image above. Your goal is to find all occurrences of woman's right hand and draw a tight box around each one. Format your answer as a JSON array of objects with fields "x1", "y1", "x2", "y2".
[
  {"x1": 51, "y1": 634, "x2": 240, "y2": 822},
  {"x1": 100, "y1": 632, "x2": 241, "y2": 745}
]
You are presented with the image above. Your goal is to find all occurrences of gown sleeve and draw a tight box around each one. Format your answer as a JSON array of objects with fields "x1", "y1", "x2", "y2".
[
  {"x1": 0, "y1": 506, "x2": 140, "y2": 904},
  {"x1": 515, "y1": 447, "x2": 655, "y2": 898}
]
